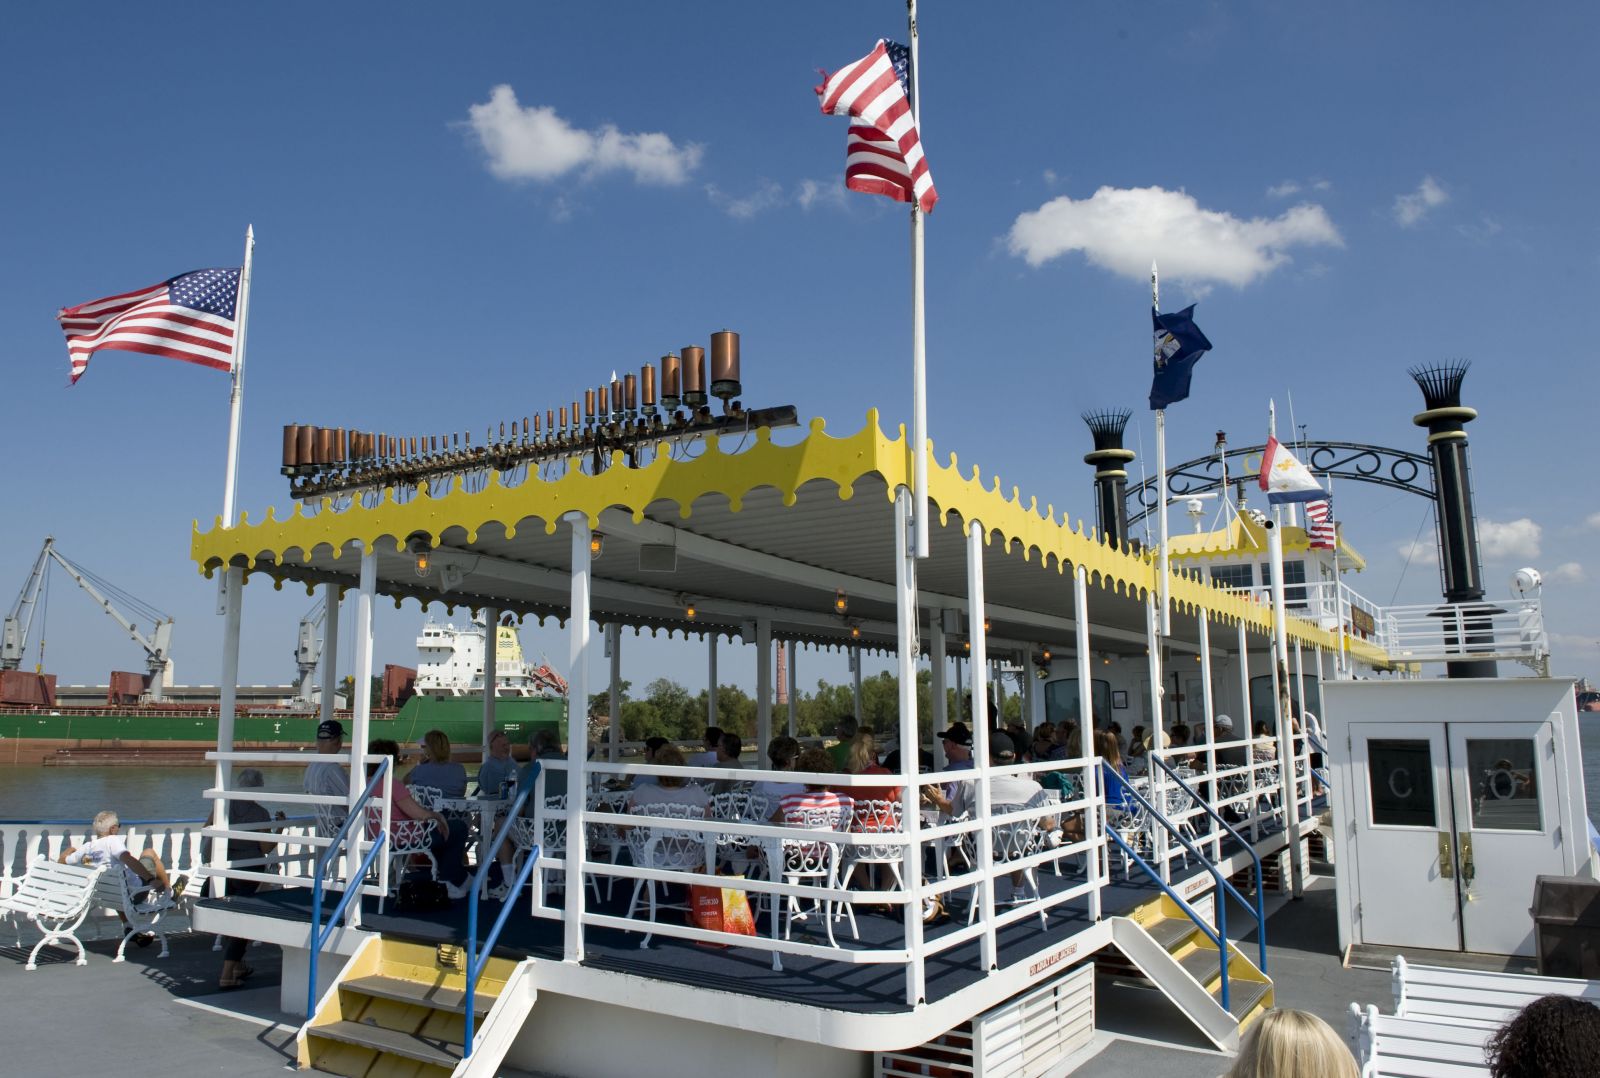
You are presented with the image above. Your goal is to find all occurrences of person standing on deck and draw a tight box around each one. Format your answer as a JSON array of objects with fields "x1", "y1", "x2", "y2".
[{"x1": 304, "y1": 719, "x2": 349, "y2": 801}]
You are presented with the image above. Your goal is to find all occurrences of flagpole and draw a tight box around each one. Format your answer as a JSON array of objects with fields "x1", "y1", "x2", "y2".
[
  {"x1": 908, "y1": 0, "x2": 929, "y2": 559},
  {"x1": 1153, "y1": 261, "x2": 1171, "y2": 635},
  {"x1": 221, "y1": 224, "x2": 255, "y2": 528}
]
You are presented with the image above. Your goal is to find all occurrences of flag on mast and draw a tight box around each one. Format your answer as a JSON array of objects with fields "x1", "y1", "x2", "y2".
[
  {"x1": 57, "y1": 268, "x2": 242, "y2": 384},
  {"x1": 1149, "y1": 305, "x2": 1212, "y2": 409},
  {"x1": 1305, "y1": 498, "x2": 1336, "y2": 549},
  {"x1": 817, "y1": 39, "x2": 938, "y2": 213},
  {"x1": 1259, "y1": 436, "x2": 1326, "y2": 504}
]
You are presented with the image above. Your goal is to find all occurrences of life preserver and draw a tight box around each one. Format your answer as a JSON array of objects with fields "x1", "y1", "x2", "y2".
[
  {"x1": 1486, "y1": 769, "x2": 1517, "y2": 800},
  {"x1": 1388, "y1": 768, "x2": 1414, "y2": 800}
]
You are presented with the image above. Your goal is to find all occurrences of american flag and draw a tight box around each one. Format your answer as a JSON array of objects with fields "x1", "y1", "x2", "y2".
[
  {"x1": 1305, "y1": 499, "x2": 1335, "y2": 550},
  {"x1": 57, "y1": 267, "x2": 241, "y2": 384},
  {"x1": 816, "y1": 40, "x2": 938, "y2": 214}
]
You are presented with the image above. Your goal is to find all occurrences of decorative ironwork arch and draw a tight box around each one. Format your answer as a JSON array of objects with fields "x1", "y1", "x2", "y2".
[{"x1": 1125, "y1": 441, "x2": 1434, "y2": 528}]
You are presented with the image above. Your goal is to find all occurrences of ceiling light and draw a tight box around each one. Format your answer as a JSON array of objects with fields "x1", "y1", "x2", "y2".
[
  {"x1": 590, "y1": 533, "x2": 604, "y2": 557},
  {"x1": 834, "y1": 589, "x2": 848, "y2": 615}
]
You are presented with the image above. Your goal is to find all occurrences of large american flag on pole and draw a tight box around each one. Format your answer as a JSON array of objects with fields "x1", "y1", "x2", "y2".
[
  {"x1": 1305, "y1": 499, "x2": 1336, "y2": 550},
  {"x1": 57, "y1": 267, "x2": 241, "y2": 384},
  {"x1": 817, "y1": 40, "x2": 938, "y2": 214}
]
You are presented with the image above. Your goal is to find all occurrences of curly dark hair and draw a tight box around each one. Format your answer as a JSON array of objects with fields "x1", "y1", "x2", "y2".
[{"x1": 1487, "y1": 994, "x2": 1600, "y2": 1078}]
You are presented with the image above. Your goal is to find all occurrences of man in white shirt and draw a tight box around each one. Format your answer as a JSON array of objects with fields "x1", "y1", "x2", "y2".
[
  {"x1": 304, "y1": 719, "x2": 350, "y2": 800},
  {"x1": 59, "y1": 810, "x2": 182, "y2": 932}
]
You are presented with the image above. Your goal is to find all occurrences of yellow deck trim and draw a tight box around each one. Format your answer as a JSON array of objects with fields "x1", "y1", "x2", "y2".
[{"x1": 191, "y1": 412, "x2": 1350, "y2": 650}]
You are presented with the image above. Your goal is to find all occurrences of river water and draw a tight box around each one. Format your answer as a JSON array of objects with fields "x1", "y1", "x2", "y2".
[{"x1": 4, "y1": 715, "x2": 1600, "y2": 826}]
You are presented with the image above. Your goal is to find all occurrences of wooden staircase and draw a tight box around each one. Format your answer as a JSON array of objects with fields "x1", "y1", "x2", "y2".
[
  {"x1": 1107, "y1": 894, "x2": 1273, "y2": 1051},
  {"x1": 298, "y1": 936, "x2": 534, "y2": 1077}
]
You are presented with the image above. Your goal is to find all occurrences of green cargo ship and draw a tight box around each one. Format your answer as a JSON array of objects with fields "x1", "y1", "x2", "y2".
[{"x1": 0, "y1": 694, "x2": 566, "y2": 766}]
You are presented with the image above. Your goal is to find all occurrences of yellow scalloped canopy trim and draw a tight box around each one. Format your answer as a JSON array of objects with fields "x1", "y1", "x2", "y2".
[
  {"x1": 191, "y1": 411, "x2": 1348, "y2": 653},
  {"x1": 1169, "y1": 517, "x2": 1367, "y2": 572}
]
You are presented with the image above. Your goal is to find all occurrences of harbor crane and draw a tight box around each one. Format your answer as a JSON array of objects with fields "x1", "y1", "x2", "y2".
[
  {"x1": 1, "y1": 537, "x2": 174, "y2": 701},
  {"x1": 293, "y1": 595, "x2": 326, "y2": 707}
]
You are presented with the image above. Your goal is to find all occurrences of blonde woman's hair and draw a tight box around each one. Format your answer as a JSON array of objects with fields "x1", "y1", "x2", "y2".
[
  {"x1": 1226, "y1": 1009, "x2": 1357, "y2": 1078},
  {"x1": 93, "y1": 810, "x2": 119, "y2": 836},
  {"x1": 654, "y1": 744, "x2": 688, "y2": 788},
  {"x1": 846, "y1": 731, "x2": 879, "y2": 774},
  {"x1": 422, "y1": 729, "x2": 452, "y2": 764}
]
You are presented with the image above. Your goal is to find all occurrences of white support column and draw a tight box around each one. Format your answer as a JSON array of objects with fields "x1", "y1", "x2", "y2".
[
  {"x1": 607, "y1": 623, "x2": 621, "y2": 763},
  {"x1": 966, "y1": 519, "x2": 996, "y2": 970},
  {"x1": 1267, "y1": 521, "x2": 1305, "y2": 898},
  {"x1": 707, "y1": 634, "x2": 718, "y2": 728},
  {"x1": 786, "y1": 641, "x2": 798, "y2": 737},
  {"x1": 1198, "y1": 607, "x2": 1219, "y2": 859},
  {"x1": 210, "y1": 564, "x2": 245, "y2": 896},
  {"x1": 893, "y1": 488, "x2": 926, "y2": 1003},
  {"x1": 755, "y1": 618, "x2": 773, "y2": 753},
  {"x1": 347, "y1": 547, "x2": 377, "y2": 911},
  {"x1": 1073, "y1": 564, "x2": 1100, "y2": 921},
  {"x1": 1021, "y1": 651, "x2": 1035, "y2": 728},
  {"x1": 1238, "y1": 620, "x2": 1259, "y2": 842},
  {"x1": 1145, "y1": 594, "x2": 1169, "y2": 882},
  {"x1": 318, "y1": 581, "x2": 340, "y2": 727},
  {"x1": 483, "y1": 607, "x2": 499, "y2": 763},
  {"x1": 1293, "y1": 638, "x2": 1312, "y2": 820},
  {"x1": 929, "y1": 612, "x2": 947, "y2": 762},
  {"x1": 564, "y1": 513, "x2": 593, "y2": 962},
  {"x1": 993, "y1": 659, "x2": 1006, "y2": 724}
]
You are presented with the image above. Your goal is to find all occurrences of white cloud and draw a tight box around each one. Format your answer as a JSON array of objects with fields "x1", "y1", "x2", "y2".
[
  {"x1": 1043, "y1": 168, "x2": 1059, "y2": 187},
  {"x1": 1311, "y1": 179, "x2": 1332, "y2": 192},
  {"x1": 1478, "y1": 517, "x2": 1542, "y2": 561},
  {"x1": 1396, "y1": 536, "x2": 1438, "y2": 566},
  {"x1": 704, "y1": 180, "x2": 786, "y2": 220},
  {"x1": 1005, "y1": 185, "x2": 1343, "y2": 288},
  {"x1": 1267, "y1": 181, "x2": 1301, "y2": 198},
  {"x1": 1393, "y1": 176, "x2": 1448, "y2": 227},
  {"x1": 1585, "y1": 511, "x2": 1600, "y2": 531},
  {"x1": 465, "y1": 85, "x2": 702, "y2": 186},
  {"x1": 1550, "y1": 561, "x2": 1586, "y2": 584}
]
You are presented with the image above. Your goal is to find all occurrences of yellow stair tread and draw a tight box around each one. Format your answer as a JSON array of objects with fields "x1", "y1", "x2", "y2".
[
  {"x1": 344, "y1": 974, "x2": 498, "y2": 1015},
  {"x1": 309, "y1": 1019, "x2": 464, "y2": 1069}
]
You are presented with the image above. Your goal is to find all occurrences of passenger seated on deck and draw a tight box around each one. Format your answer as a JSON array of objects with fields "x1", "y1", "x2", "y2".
[
  {"x1": 632, "y1": 736, "x2": 671, "y2": 791},
  {"x1": 769, "y1": 747, "x2": 853, "y2": 823},
  {"x1": 627, "y1": 745, "x2": 710, "y2": 816},
  {"x1": 1224, "y1": 1008, "x2": 1356, "y2": 1078},
  {"x1": 519, "y1": 728, "x2": 566, "y2": 804},
  {"x1": 476, "y1": 730, "x2": 516, "y2": 799},
  {"x1": 751, "y1": 736, "x2": 806, "y2": 804},
  {"x1": 1095, "y1": 730, "x2": 1136, "y2": 813},
  {"x1": 367, "y1": 739, "x2": 471, "y2": 899},
  {"x1": 406, "y1": 729, "x2": 468, "y2": 799},
  {"x1": 709, "y1": 732, "x2": 748, "y2": 795},
  {"x1": 687, "y1": 727, "x2": 722, "y2": 767},
  {"x1": 59, "y1": 810, "x2": 184, "y2": 947},
  {"x1": 304, "y1": 718, "x2": 349, "y2": 803}
]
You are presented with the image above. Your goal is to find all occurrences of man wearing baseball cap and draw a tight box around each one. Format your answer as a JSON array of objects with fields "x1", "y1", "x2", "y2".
[
  {"x1": 922, "y1": 723, "x2": 975, "y2": 816},
  {"x1": 304, "y1": 719, "x2": 349, "y2": 800}
]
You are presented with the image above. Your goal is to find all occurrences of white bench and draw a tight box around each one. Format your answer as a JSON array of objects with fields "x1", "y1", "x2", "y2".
[
  {"x1": 0, "y1": 859, "x2": 106, "y2": 970},
  {"x1": 91, "y1": 868, "x2": 186, "y2": 961},
  {"x1": 1393, "y1": 955, "x2": 1600, "y2": 1027},
  {"x1": 1349, "y1": 1003, "x2": 1492, "y2": 1077}
]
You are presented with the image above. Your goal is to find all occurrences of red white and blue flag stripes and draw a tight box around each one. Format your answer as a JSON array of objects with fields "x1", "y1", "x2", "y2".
[
  {"x1": 57, "y1": 267, "x2": 241, "y2": 385},
  {"x1": 816, "y1": 40, "x2": 938, "y2": 214},
  {"x1": 1259, "y1": 435, "x2": 1326, "y2": 504},
  {"x1": 1305, "y1": 499, "x2": 1335, "y2": 549}
]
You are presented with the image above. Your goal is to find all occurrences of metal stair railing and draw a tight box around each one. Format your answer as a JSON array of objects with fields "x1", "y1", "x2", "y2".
[
  {"x1": 1305, "y1": 731, "x2": 1333, "y2": 789},
  {"x1": 308, "y1": 758, "x2": 391, "y2": 1020},
  {"x1": 464, "y1": 783, "x2": 538, "y2": 1057},
  {"x1": 1105, "y1": 770, "x2": 1265, "y2": 1014},
  {"x1": 1149, "y1": 756, "x2": 1268, "y2": 974}
]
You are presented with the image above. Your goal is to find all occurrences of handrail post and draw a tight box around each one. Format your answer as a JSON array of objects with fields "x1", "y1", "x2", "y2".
[
  {"x1": 465, "y1": 783, "x2": 536, "y2": 1055},
  {"x1": 307, "y1": 758, "x2": 389, "y2": 1021}
]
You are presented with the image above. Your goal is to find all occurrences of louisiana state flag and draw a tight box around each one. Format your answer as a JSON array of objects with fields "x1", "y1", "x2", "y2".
[{"x1": 1149, "y1": 305, "x2": 1213, "y2": 410}]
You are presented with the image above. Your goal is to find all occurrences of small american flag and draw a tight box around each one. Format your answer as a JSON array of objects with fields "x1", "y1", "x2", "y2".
[
  {"x1": 817, "y1": 40, "x2": 938, "y2": 214},
  {"x1": 1305, "y1": 499, "x2": 1335, "y2": 550},
  {"x1": 57, "y1": 267, "x2": 241, "y2": 384}
]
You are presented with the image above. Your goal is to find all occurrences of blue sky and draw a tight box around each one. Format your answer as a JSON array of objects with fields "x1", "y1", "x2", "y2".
[{"x1": 2, "y1": 2, "x2": 1596, "y2": 696}]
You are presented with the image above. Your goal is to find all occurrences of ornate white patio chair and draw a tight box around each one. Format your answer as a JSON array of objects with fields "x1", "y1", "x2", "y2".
[
  {"x1": 625, "y1": 801, "x2": 708, "y2": 948},
  {"x1": 968, "y1": 803, "x2": 1049, "y2": 929},
  {"x1": 375, "y1": 817, "x2": 438, "y2": 914},
  {"x1": 773, "y1": 803, "x2": 856, "y2": 947},
  {"x1": 840, "y1": 799, "x2": 905, "y2": 934}
]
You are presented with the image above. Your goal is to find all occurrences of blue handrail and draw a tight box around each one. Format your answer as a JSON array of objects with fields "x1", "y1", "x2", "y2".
[
  {"x1": 1110, "y1": 773, "x2": 1258, "y2": 1013},
  {"x1": 1150, "y1": 757, "x2": 1268, "y2": 974},
  {"x1": 463, "y1": 784, "x2": 537, "y2": 1056},
  {"x1": 1304, "y1": 731, "x2": 1333, "y2": 789},
  {"x1": 307, "y1": 758, "x2": 391, "y2": 1020}
]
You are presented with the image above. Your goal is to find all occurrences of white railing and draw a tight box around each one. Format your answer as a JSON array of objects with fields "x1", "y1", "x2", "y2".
[
  {"x1": 1, "y1": 818, "x2": 209, "y2": 899},
  {"x1": 181, "y1": 744, "x2": 1324, "y2": 1006},
  {"x1": 1381, "y1": 598, "x2": 1548, "y2": 667}
]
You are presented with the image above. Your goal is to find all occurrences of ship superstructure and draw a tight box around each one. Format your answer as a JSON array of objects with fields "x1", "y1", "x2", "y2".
[{"x1": 413, "y1": 617, "x2": 566, "y2": 698}]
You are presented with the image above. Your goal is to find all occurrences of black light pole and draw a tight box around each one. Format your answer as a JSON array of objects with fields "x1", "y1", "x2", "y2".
[
  {"x1": 1410, "y1": 362, "x2": 1496, "y2": 678},
  {"x1": 1083, "y1": 410, "x2": 1135, "y2": 550}
]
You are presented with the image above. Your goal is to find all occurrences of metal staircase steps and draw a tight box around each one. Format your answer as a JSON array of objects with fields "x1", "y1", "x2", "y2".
[
  {"x1": 309, "y1": 1018, "x2": 465, "y2": 1071},
  {"x1": 342, "y1": 974, "x2": 498, "y2": 1015}
]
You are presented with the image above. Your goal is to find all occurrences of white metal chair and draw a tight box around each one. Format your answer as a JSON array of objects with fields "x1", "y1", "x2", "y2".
[
  {"x1": 625, "y1": 802, "x2": 708, "y2": 948},
  {"x1": 841, "y1": 799, "x2": 905, "y2": 934},
  {"x1": 94, "y1": 866, "x2": 181, "y2": 962},
  {"x1": 527, "y1": 795, "x2": 604, "y2": 904},
  {"x1": 375, "y1": 817, "x2": 438, "y2": 913},
  {"x1": 773, "y1": 803, "x2": 856, "y2": 947},
  {"x1": 410, "y1": 784, "x2": 445, "y2": 812},
  {"x1": 968, "y1": 803, "x2": 1049, "y2": 929},
  {"x1": 584, "y1": 790, "x2": 631, "y2": 901},
  {"x1": 0, "y1": 859, "x2": 104, "y2": 970}
]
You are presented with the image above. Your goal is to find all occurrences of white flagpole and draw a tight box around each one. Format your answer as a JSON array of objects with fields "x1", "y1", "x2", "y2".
[
  {"x1": 908, "y1": 0, "x2": 930, "y2": 559},
  {"x1": 1153, "y1": 261, "x2": 1171, "y2": 635},
  {"x1": 221, "y1": 224, "x2": 255, "y2": 528}
]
